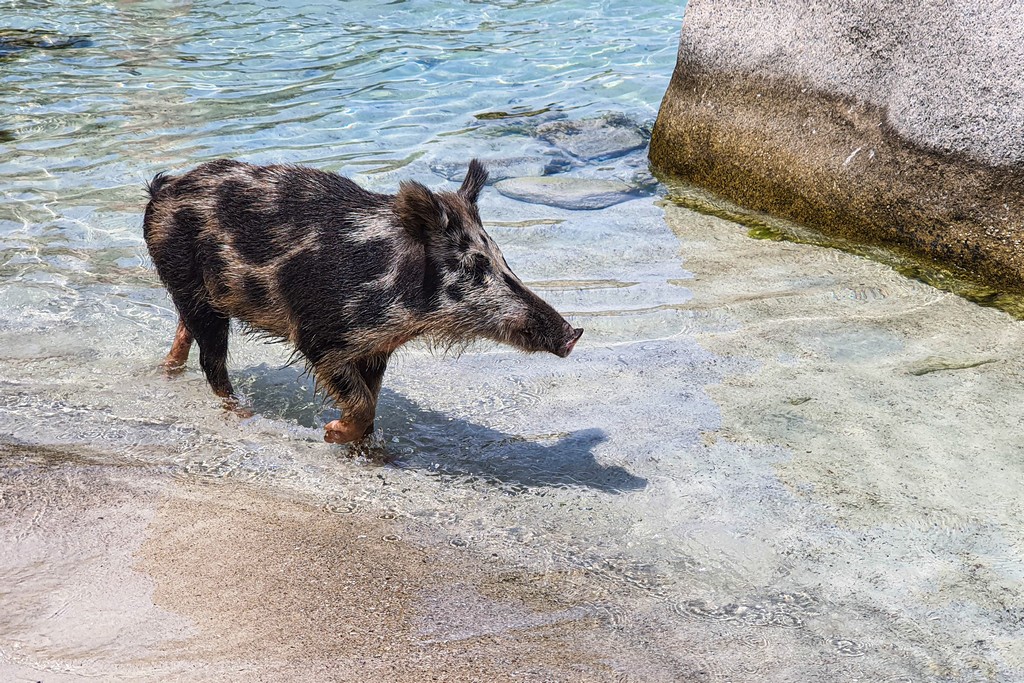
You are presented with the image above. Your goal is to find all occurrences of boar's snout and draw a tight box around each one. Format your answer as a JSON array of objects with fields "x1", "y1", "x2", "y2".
[
  {"x1": 557, "y1": 323, "x2": 584, "y2": 358},
  {"x1": 518, "y1": 302, "x2": 584, "y2": 358},
  {"x1": 507, "y1": 284, "x2": 583, "y2": 358}
]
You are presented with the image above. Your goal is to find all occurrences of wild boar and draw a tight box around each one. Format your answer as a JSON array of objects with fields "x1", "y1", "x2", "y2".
[{"x1": 143, "y1": 159, "x2": 583, "y2": 443}]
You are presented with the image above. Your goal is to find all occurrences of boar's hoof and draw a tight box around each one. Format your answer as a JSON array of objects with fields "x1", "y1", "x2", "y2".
[
  {"x1": 324, "y1": 419, "x2": 374, "y2": 444},
  {"x1": 222, "y1": 396, "x2": 255, "y2": 419},
  {"x1": 160, "y1": 357, "x2": 187, "y2": 377}
]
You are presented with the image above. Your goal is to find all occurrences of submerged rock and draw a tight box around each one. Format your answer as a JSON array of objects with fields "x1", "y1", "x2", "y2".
[
  {"x1": 474, "y1": 107, "x2": 554, "y2": 121},
  {"x1": 493, "y1": 177, "x2": 635, "y2": 210},
  {"x1": 536, "y1": 113, "x2": 649, "y2": 161},
  {"x1": 430, "y1": 155, "x2": 571, "y2": 184},
  {"x1": 650, "y1": 0, "x2": 1024, "y2": 292},
  {"x1": 0, "y1": 29, "x2": 93, "y2": 57}
]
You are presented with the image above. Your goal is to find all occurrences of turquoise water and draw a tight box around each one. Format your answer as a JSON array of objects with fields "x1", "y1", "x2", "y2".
[
  {"x1": 1, "y1": 0, "x2": 677, "y2": 235},
  {"x1": 1, "y1": 0, "x2": 686, "y2": 338},
  {"x1": 4, "y1": 2, "x2": 1024, "y2": 682}
]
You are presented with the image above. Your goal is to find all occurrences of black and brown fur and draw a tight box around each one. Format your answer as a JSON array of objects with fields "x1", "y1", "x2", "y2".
[{"x1": 143, "y1": 159, "x2": 583, "y2": 443}]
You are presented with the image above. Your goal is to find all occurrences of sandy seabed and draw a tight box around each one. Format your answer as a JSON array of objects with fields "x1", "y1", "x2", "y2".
[{"x1": 3, "y1": 198, "x2": 1024, "y2": 682}]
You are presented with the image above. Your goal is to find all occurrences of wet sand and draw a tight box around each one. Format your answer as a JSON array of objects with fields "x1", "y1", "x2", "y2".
[{"x1": 1, "y1": 442, "x2": 649, "y2": 682}]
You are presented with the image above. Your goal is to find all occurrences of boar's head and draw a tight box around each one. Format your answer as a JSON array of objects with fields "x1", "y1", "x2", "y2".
[{"x1": 394, "y1": 159, "x2": 583, "y2": 357}]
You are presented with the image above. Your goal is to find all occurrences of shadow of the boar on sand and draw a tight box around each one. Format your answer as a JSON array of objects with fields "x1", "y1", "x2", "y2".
[{"x1": 234, "y1": 362, "x2": 646, "y2": 494}]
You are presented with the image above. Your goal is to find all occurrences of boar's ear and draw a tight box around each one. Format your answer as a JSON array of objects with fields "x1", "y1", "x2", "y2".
[
  {"x1": 458, "y1": 159, "x2": 488, "y2": 204},
  {"x1": 395, "y1": 180, "x2": 448, "y2": 241}
]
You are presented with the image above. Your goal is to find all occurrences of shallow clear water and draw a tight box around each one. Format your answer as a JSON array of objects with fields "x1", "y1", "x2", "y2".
[{"x1": 4, "y1": 2, "x2": 1024, "y2": 681}]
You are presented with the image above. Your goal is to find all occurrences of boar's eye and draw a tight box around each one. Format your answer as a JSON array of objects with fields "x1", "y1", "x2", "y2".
[{"x1": 468, "y1": 253, "x2": 491, "y2": 285}]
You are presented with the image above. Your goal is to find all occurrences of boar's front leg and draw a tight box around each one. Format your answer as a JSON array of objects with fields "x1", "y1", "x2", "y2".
[
  {"x1": 315, "y1": 352, "x2": 389, "y2": 444},
  {"x1": 354, "y1": 353, "x2": 390, "y2": 434}
]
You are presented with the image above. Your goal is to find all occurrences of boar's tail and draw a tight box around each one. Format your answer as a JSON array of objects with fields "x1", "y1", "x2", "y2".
[
  {"x1": 146, "y1": 171, "x2": 172, "y2": 200},
  {"x1": 143, "y1": 172, "x2": 174, "y2": 244}
]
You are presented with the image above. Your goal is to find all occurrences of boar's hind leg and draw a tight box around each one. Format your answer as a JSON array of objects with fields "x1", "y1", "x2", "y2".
[
  {"x1": 316, "y1": 357, "x2": 381, "y2": 444},
  {"x1": 162, "y1": 319, "x2": 193, "y2": 373},
  {"x1": 177, "y1": 301, "x2": 233, "y2": 399}
]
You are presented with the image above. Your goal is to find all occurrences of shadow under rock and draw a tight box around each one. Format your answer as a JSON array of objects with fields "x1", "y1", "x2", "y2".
[{"x1": 237, "y1": 363, "x2": 647, "y2": 494}]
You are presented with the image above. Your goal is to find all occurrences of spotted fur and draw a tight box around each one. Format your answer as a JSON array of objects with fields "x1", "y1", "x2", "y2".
[{"x1": 143, "y1": 159, "x2": 583, "y2": 442}]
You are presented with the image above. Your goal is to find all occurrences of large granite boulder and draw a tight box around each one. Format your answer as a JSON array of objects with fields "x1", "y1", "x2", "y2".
[{"x1": 650, "y1": 1, "x2": 1024, "y2": 292}]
